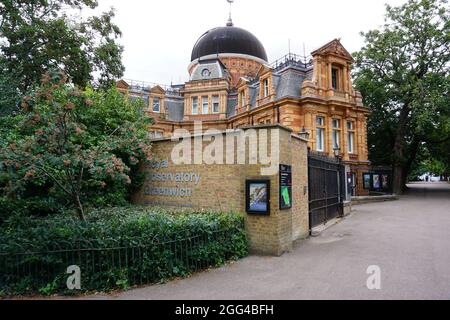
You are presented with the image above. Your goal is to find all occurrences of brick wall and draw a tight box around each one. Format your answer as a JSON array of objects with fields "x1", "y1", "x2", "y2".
[{"x1": 133, "y1": 125, "x2": 309, "y2": 256}]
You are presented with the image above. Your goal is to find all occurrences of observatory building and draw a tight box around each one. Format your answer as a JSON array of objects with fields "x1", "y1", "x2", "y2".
[{"x1": 117, "y1": 8, "x2": 371, "y2": 196}]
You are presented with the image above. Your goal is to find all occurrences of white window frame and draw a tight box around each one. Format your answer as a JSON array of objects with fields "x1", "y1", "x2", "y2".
[
  {"x1": 202, "y1": 96, "x2": 209, "y2": 114},
  {"x1": 348, "y1": 132, "x2": 355, "y2": 154},
  {"x1": 263, "y1": 79, "x2": 269, "y2": 97},
  {"x1": 347, "y1": 121, "x2": 355, "y2": 154},
  {"x1": 152, "y1": 97, "x2": 160, "y2": 113},
  {"x1": 316, "y1": 128, "x2": 325, "y2": 152},
  {"x1": 332, "y1": 130, "x2": 340, "y2": 149},
  {"x1": 332, "y1": 119, "x2": 340, "y2": 149},
  {"x1": 332, "y1": 119, "x2": 340, "y2": 129},
  {"x1": 316, "y1": 116, "x2": 325, "y2": 152},
  {"x1": 192, "y1": 97, "x2": 198, "y2": 115},
  {"x1": 347, "y1": 121, "x2": 354, "y2": 131},
  {"x1": 316, "y1": 116, "x2": 325, "y2": 127},
  {"x1": 239, "y1": 91, "x2": 246, "y2": 107},
  {"x1": 212, "y1": 95, "x2": 219, "y2": 113}
]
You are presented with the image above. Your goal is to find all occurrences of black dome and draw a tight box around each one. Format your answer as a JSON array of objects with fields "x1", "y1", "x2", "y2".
[{"x1": 191, "y1": 26, "x2": 268, "y2": 62}]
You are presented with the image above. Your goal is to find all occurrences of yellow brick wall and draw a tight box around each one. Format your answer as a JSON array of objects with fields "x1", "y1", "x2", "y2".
[{"x1": 132, "y1": 125, "x2": 309, "y2": 256}]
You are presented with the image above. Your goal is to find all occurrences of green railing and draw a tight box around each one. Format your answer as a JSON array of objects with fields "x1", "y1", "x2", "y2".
[{"x1": 0, "y1": 229, "x2": 237, "y2": 294}]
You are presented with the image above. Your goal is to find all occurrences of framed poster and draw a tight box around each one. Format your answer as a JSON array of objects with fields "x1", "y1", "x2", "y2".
[
  {"x1": 279, "y1": 164, "x2": 292, "y2": 210},
  {"x1": 382, "y1": 175, "x2": 389, "y2": 189},
  {"x1": 246, "y1": 180, "x2": 270, "y2": 215},
  {"x1": 373, "y1": 174, "x2": 381, "y2": 189},
  {"x1": 363, "y1": 173, "x2": 372, "y2": 190}
]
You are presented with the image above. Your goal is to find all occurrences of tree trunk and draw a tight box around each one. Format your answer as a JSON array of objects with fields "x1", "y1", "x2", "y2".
[
  {"x1": 393, "y1": 165, "x2": 404, "y2": 195},
  {"x1": 74, "y1": 194, "x2": 86, "y2": 221},
  {"x1": 392, "y1": 105, "x2": 411, "y2": 195}
]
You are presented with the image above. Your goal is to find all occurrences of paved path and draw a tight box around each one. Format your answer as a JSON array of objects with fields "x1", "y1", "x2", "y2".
[{"x1": 87, "y1": 182, "x2": 450, "y2": 300}]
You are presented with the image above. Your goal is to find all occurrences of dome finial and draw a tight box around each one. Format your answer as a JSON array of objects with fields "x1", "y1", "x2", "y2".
[{"x1": 226, "y1": 0, "x2": 234, "y2": 26}]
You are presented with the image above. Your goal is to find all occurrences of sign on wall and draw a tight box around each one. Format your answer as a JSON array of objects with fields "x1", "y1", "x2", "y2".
[
  {"x1": 363, "y1": 173, "x2": 372, "y2": 190},
  {"x1": 246, "y1": 180, "x2": 270, "y2": 215},
  {"x1": 363, "y1": 172, "x2": 391, "y2": 191},
  {"x1": 279, "y1": 164, "x2": 292, "y2": 210}
]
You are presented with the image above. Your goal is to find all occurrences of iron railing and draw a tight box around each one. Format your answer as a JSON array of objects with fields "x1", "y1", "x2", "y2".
[
  {"x1": 122, "y1": 79, "x2": 184, "y2": 97},
  {"x1": 0, "y1": 229, "x2": 236, "y2": 294},
  {"x1": 308, "y1": 151, "x2": 346, "y2": 230},
  {"x1": 270, "y1": 53, "x2": 313, "y2": 72}
]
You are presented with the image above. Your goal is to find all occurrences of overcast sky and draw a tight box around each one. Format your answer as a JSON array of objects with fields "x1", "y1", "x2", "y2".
[{"x1": 92, "y1": 0, "x2": 407, "y2": 86}]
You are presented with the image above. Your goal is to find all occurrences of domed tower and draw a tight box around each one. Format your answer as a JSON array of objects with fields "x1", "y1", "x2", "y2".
[{"x1": 188, "y1": 14, "x2": 268, "y2": 88}]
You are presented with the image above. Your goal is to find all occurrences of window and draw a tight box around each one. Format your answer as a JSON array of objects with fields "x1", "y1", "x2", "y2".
[
  {"x1": 149, "y1": 131, "x2": 163, "y2": 139},
  {"x1": 316, "y1": 116, "x2": 325, "y2": 126},
  {"x1": 212, "y1": 95, "x2": 219, "y2": 113},
  {"x1": 263, "y1": 79, "x2": 269, "y2": 97},
  {"x1": 332, "y1": 119, "x2": 340, "y2": 129},
  {"x1": 316, "y1": 116, "x2": 325, "y2": 152},
  {"x1": 347, "y1": 121, "x2": 355, "y2": 154},
  {"x1": 239, "y1": 91, "x2": 246, "y2": 107},
  {"x1": 153, "y1": 97, "x2": 160, "y2": 113},
  {"x1": 332, "y1": 119, "x2": 340, "y2": 149},
  {"x1": 347, "y1": 121, "x2": 354, "y2": 130},
  {"x1": 192, "y1": 97, "x2": 198, "y2": 115},
  {"x1": 332, "y1": 68, "x2": 338, "y2": 90},
  {"x1": 202, "y1": 96, "x2": 209, "y2": 114}
]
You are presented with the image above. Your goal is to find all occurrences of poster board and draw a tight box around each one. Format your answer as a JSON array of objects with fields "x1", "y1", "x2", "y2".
[{"x1": 279, "y1": 165, "x2": 292, "y2": 210}]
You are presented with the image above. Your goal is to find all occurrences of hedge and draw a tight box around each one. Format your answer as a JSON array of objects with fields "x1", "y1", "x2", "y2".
[{"x1": 0, "y1": 207, "x2": 248, "y2": 296}]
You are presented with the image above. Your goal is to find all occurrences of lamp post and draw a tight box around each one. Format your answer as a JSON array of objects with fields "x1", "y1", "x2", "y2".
[
  {"x1": 299, "y1": 127, "x2": 310, "y2": 140},
  {"x1": 333, "y1": 145, "x2": 341, "y2": 160},
  {"x1": 334, "y1": 145, "x2": 344, "y2": 216}
]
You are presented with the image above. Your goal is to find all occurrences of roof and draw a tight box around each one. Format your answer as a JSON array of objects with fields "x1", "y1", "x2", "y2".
[
  {"x1": 165, "y1": 99, "x2": 184, "y2": 121},
  {"x1": 275, "y1": 70, "x2": 306, "y2": 99},
  {"x1": 191, "y1": 26, "x2": 268, "y2": 62},
  {"x1": 311, "y1": 38, "x2": 354, "y2": 62},
  {"x1": 226, "y1": 94, "x2": 238, "y2": 117},
  {"x1": 190, "y1": 59, "x2": 228, "y2": 81}
]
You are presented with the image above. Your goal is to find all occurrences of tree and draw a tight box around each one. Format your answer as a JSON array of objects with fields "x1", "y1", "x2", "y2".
[
  {"x1": 0, "y1": 0, "x2": 124, "y2": 116},
  {"x1": 0, "y1": 71, "x2": 153, "y2": 221},
  {"x1": 353, "y1": 0, "x2": 450, "y2": 194},
  {"x1": 0, "y1": 60, "x2": 22, "y2": 117}
]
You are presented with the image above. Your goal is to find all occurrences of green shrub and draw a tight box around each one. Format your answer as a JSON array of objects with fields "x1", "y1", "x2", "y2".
[{"x1": 0, "y1": 208, "x2": 247, "y2": 295}]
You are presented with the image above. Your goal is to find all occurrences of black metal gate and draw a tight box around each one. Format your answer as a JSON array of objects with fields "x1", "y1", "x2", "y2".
[{"x1": 308, "y1": 151, "x2": 345, "y2": 230}]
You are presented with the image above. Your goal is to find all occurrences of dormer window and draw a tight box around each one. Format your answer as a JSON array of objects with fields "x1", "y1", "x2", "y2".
[
  {"x1": 263, "y1": 79, "x2": 269, "y2": 97},
  {"x1": 153, "y1": 97, "x2": 160, "y2": 113},
  {"x1": 239, "y1": 90, "x2": 246, "y2": 107}
]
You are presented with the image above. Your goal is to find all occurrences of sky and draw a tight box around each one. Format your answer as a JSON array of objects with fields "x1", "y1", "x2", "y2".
[{"x1": 90, "y1": 0, "x2": 408, "y2": 86}]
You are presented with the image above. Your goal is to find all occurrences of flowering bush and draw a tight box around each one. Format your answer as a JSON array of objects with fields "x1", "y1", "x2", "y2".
[{"x1": 0, "y1": 71, "x2": 153, "y2": 220}]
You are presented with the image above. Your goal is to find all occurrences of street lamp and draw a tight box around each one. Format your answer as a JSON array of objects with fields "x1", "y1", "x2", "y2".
[
  {"x1": 333, "y1": 145, "x2": 341, "y2": 159},
  {"x1": 299, "y1": 127, "x2": 310, "y2": 140}
]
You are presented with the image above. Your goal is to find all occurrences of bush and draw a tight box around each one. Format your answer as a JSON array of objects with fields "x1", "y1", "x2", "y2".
[
  {"x1": 0, "y1": 208, "x2": 247, "y2": 296},
  {"x1": 0, "y1": 74, "x2": 153, "y2": 221}
]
